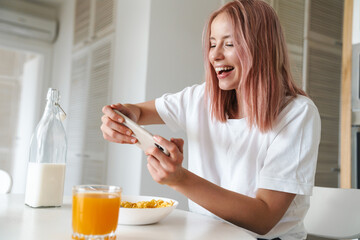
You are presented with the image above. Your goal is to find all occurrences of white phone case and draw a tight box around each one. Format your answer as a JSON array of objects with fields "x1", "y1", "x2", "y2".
[{"x1": 114, "y1": 110, "x2": 170, "y2": 156}]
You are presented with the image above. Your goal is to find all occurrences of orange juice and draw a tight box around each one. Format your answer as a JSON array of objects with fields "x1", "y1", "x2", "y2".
[{"x1": 72, "y1": 191, "x2": 121, "y2": 236}]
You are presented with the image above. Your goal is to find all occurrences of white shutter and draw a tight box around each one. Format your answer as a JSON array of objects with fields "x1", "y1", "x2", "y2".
[
  {"x1": 0, "y1": 48, "x2": 25, "y2": 172},
  {"x1": 73, "y1": 0, "x2": 115, "y2": 49},
  {"x1": 65, "y1": 49, "x2": 90, "y2": 191},
  {"x1": 276, "y1": 0, "x2": 305, "y2": 49},
  {"x1": 309, "y1": 0, "x2": 343, "y2": 44},
  {"x1": 307, "y1": 42, "x2": 342, "y2": 188},
  {"x1": 81, "y1": 36, "x2": 113, "y2": 184},
  {"x1": 288, "y1": 53, "x2": 303, "y2": 88},
  {"x1": 94, "y1": 0, "x2": 115, "y2": 38},
  {"x1": 0, "y1": 51, "x2": 16, "y2": 76},
  {"x1": 84, "y1": 37, "x2": 112, "y2": 155},
  {"x1": 274, "y1": 0, "x2": 305, "y2": 88},
  {"x1": 74, "y1": 0, "x2": 91, "y2": 47},
  {"x1": 67, "y1": 51, "x2": 89, "y2": 155},
  {"x1": 0, "y1": 80, "x2": 19, "y2": 170},
  {"x1": 0, "y1": 49, "x2": 27, "y2": 77},
  {"x1": 305, "y1": 0, "x2": 343, "y2": 188},
  {"x1": 70, "y1": 0, "x2": 116, "y2": 186}
]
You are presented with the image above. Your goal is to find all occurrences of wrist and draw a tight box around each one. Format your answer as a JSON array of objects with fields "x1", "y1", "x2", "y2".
[
  {"x1": 169, "y1": 168, "x2": 191, "y2": 191},
  {"x1": 123, "y1": 103, "x2": 141, "y2": 122}
]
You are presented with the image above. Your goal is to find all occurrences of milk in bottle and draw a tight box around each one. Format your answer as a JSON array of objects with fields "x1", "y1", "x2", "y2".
[{"x1": 25, "y1": 88, "x2": 67, "y2": 207}]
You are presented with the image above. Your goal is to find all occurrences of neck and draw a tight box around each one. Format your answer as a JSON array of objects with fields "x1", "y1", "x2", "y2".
[{"x1": 228, "y1": 91, "x2": 244, "y2": 119}]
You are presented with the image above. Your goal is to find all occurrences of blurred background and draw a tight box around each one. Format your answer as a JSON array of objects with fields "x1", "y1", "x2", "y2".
[{"x1": 0, "y1": 0, "x2": 359, "y2": 218}]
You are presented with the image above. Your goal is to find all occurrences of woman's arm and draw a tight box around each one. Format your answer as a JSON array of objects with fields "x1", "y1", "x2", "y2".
[
  {"x1": 101, "y1": 100, "x2": 164, "y2": 144},
  {"x1": 123, "y1": 101, "x2": 164, "y2": 125},
  {"x1": 146, "y1": 135, "x2": 295, "y2": 235},
  {"x1": 173, "y1": 170, "x2": 294, "y2": 235}
]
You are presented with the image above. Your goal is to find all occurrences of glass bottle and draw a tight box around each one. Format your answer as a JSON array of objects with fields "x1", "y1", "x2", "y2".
[{"x1": 25, "y1": 88, "x2": 67, "y2": 207}]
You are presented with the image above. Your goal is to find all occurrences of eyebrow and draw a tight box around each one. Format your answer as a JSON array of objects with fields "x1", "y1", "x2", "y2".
[{"x1": 209, "y1": 35, "x2": 232, "y2": 41}]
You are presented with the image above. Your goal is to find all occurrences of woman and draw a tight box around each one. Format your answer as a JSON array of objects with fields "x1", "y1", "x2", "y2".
[{"x1": 101, "y1": 1, "x2": 321, "y2": 239}]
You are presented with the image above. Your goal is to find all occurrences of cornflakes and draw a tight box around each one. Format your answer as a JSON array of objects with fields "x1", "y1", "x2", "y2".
[{"x1": 121, "y1": 199, "x2": 174, "y2": 208}]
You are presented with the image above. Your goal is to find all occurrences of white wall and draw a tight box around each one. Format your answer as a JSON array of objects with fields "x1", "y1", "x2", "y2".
[
  {"x1": 51, "y1": 0, "x2": 75, "y2": 195},
  {"x1": 0, "y1": 34, "x2": 53, "y2": 126},
  {"x1": 353, "y1": 0, "x2": 360, "y2": 44},
  {"x1": 139, "y1": 0, "x2": 221, "y2": 210},
  {"x1": 51, "y1": 0, "x2": 74, "y2": 119},
  {"x1": 12, "y1": 56, "x2": 43, "y2": 193},
  {"x1": 106, "y1": 0, "x2": 151, "y2": 196}
]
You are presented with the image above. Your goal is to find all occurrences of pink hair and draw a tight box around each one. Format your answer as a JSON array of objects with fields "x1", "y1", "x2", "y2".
[{"x1": 203, "y1": 0, "x2": 306, "y2": 132}]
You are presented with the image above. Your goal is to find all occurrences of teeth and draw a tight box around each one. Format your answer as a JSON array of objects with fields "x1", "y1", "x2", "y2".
[{"x1": 215, "y1": 66, "x2": 233, "y2": 73}]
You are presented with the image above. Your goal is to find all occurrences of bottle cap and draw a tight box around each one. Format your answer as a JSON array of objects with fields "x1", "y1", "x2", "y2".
[
  {"x1": 47, "y1": 88, "x2": 59, "y2": 102},
  {"x1": 47, "y1": 88, "x2": 67, "y2": 121}
]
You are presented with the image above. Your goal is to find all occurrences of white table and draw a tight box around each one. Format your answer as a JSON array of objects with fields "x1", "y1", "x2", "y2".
[{"x1": 0, "y1": 194, "x2": 256, "y2": 240}]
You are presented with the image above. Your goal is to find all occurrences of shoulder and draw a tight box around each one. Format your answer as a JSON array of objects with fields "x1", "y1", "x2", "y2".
[
  {"x1": 181, "y1": 82, "x2": 205, "y2": 98},
  {"x1": 288, "y1": 95, "x2": 318, "y2": 112},
  {"x1": 155, "y1": 83, "x2": 206, "y2": 131},
  {"x1": 273, "y1": 95, "x2": 321, "y2": 133},
  {"x1": 162, "y1": 83, "x2": 206, "y2": 105},
  {"x1": 155, "y1": 82, "x2": 206, "y2": 115},
  {"x1": 160, "y1": 82, "x2": 205, "y2": 99}
]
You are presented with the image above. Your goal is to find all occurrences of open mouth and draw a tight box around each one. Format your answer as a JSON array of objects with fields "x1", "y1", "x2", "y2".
[{"x1": 215, "y1": 66, "x2": 234, "y2": 75}]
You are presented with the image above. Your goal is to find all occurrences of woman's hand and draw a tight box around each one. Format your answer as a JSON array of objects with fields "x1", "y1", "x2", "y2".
[
  {"x1": 146, "y1": 136, "x2": 185, "y2": 186},
  {"x1": 100, "y1": 103, "x2": 138, "y2": 144}
]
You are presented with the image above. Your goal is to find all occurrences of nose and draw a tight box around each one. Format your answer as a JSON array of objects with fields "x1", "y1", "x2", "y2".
[{"x1": 210, "y1": 45, "x2": 224, "y2": 62}]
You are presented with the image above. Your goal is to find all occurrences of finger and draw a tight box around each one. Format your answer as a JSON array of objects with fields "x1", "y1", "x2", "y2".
[
  {"x1": 147, "y1": 155, "x2": 166, "y2": 175},
  {"x1": 110, "y1": 103, "x2": 128, "y2": 112},
  {"x1": 102, "y1": 132, "x2": 124, "y2": 144},
  {"x1": 147, "y1": 163, "x2": 164, "y2": 184},
  {"x1": 147, "y1": 162, "x2": 158, "y2": 175},
  {"x1": 110, "y1": 103, "x2": 138, "y2": 122},
  {"x1": 101, "y1": 125, "x2": 137, "y2": 144},
  {"x1": 102, "y1": 132, "x2": 124, "y2": 143},
  {"x1": 147, "y1": 153, "x2": 166, "y2": 172},
  {"x1": 170, "y1": 138, "x2": 184, "y2": 153},
  {"x1": 101, "y1": 115, "x2": 134, "y2": 136},
  {"x1": 146, "y1": 147, "x2": 178, "y2": 173},
  {"x1": 103, "y1": 131, "x2": 137, "y2": 144},
  {"x1": 153, "y1": 136, "x2": 184, "y2": 159},
  {"x1": 102, "y1": 104, "x2": 126, "y2": 123}
]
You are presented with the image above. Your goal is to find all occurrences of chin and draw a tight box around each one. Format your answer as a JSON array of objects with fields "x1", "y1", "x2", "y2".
[{"x1": 218, "y1": 82, "x2": 237, "y2": 91}]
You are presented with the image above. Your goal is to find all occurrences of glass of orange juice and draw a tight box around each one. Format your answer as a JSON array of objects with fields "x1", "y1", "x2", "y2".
[{"x1": 72, "y1": 185, "x2": 121, "y2": 240}]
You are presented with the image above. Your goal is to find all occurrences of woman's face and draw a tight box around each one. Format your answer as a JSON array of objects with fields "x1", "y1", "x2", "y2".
[{"x1": 209, "y1": 12, "x2": 241, "y2": 91}]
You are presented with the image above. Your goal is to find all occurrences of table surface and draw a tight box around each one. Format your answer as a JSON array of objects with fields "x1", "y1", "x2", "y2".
[{"x1": 0, "y1": 194, "x2": 256, "y2": 240}]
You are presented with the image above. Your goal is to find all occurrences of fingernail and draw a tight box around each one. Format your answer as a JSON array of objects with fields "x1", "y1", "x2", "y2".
[
  {"x1": 118, "y1": 118, "x2": 123, "y2": 123},
  {"x1": 126, "y1": 130, "x2": 131, "y2": 136},
  {"x1": 153, "y1": 135, "x2": 160, "y2": 141},
  {"x1": 131, "y1": 138, "x2": 137, "y2": 143}
]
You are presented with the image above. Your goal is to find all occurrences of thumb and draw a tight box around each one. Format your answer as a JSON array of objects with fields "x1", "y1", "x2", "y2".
[
  {"x1": 111, "y1": 103, "x2": 137, "y2": 122},
  {"x1": 171, "y1": 138, "x2": 184, "y2": 153}
]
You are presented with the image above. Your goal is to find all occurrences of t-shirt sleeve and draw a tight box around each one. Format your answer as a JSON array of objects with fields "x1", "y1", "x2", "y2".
[
  {"x1": 258, "y1": 102, "x2": 321, "y2": 195},
  {"x1": 155, "y1": 84, "x2": 204, "y2": 132}
]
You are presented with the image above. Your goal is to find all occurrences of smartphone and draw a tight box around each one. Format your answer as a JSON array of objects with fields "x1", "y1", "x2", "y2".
[{"x1": 114, "y1": 110, "x2": 170, "y2": 156}]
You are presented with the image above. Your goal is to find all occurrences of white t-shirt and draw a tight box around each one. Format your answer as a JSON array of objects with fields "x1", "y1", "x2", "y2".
[{"x1": 155, "y1": 83, "x2": 321, "y2": 240}]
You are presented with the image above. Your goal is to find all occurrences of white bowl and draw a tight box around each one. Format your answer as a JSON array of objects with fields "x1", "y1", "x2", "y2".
[{"x1": 118, "y1": 195, "x2": 179, "y2": 225}]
